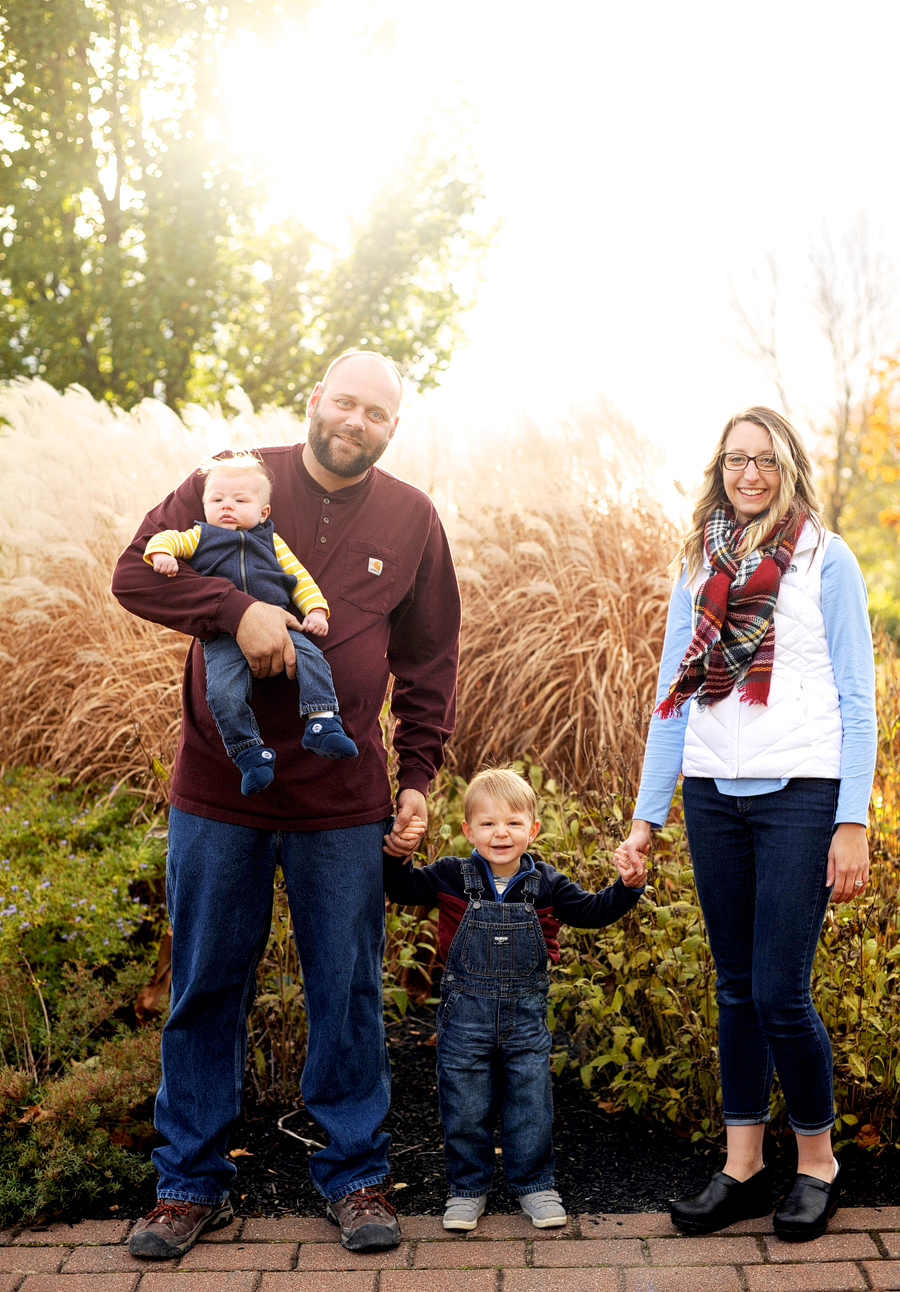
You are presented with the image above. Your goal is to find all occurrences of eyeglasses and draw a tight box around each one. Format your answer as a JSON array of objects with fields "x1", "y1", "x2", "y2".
[{"x1": 721, "y1": 452, "x2": 780, "y2": 473}]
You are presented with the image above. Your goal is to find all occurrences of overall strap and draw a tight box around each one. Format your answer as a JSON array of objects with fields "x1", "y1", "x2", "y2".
[
  {"x1": 521, "y1": 870, "x2": 540, "y2": 911},
  {"x1": 460, "y1": 859, "x2": 485, "y2": 909}
]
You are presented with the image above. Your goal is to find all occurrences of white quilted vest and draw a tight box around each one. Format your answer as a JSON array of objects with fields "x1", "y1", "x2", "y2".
[{"x1": 682, "y1": 521, "x2": 842, "y2": 780}]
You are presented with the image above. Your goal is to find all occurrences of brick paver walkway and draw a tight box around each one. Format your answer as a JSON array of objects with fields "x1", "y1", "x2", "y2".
[{"x1": 3, "y1": 1207, "x2": 900, "y2": 1290}]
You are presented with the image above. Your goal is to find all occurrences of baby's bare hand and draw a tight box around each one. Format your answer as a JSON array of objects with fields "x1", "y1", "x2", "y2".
[
  {"x1": 152, "y1": 553, "x2": 179, "y2": 577},
  {"x1": 302, "y1": 610, "x2": 329, "y2": 637}
]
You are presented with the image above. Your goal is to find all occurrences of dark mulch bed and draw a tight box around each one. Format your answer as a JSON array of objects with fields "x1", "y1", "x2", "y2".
[{"x1": 86, "y1": 1002, "x2": 900, "y2": 1224}]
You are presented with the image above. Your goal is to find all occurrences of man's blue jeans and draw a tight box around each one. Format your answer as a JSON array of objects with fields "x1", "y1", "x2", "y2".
[
  {"x1": 682, "y1": 777, "x2": 838, "y2": 1136},
  {"x1": 153, "y1": 807, "x2": 391, "y2": 1203},
  {"x1": 202, "y1": 630, "x2": 340, "y2": 757}
]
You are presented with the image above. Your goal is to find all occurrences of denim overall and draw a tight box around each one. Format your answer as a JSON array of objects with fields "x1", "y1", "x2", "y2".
[{"x1": 436, "y1": 856, "x2": 556, "y2": 1198}]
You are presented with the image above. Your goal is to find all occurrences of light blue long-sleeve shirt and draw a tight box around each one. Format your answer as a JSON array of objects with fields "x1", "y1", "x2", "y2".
[{"x1": 633, "y1": 537, "x2": 877, "y2": 828}]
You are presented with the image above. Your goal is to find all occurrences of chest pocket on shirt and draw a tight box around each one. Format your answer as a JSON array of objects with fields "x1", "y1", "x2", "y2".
[{"x1": 339, "y1": 540, "x2": 400, "y2": 616}]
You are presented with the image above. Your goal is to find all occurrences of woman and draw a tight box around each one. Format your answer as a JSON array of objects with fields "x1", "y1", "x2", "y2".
[{"x1": 616, "y1": 407, "x2": 876, "y2": 1242}]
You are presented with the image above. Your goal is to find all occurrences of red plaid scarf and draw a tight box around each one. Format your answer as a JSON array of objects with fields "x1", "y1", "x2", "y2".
[{"x1": 655, "y1": 508, "x2": 803, "y2": 719}]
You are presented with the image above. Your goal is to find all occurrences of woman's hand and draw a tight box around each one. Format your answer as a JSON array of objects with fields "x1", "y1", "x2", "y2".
[
  {"x1": 827, "y1": 822, "x2": 869, "y2": 903},
  {"x1": 614, "y1": 820, "x2": 652, "y2": 888}
]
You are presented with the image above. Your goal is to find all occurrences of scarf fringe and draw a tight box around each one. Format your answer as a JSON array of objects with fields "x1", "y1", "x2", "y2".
[
  {"x1": 738, "y1": 675, "x2": 770, "y2": 707},
  {"x1": 654, "y1": 695, "x2": 683, "y2": 720}
]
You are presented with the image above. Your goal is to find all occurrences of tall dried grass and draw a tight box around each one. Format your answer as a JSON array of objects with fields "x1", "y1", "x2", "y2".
[
  {"x1": 448, "y1": 502, "x2": 673, "y2": 790},
  {"x1": 0, "y1": 380, "x2": 303, "y2": 792},
  {"x1": 0, "y1": 380, "x2": 677, "y2": 793},
  {"x1": 0, "y1": 545, "x2": 187, "y2": 789},
  {"x1": 434, "y1": 404, "x2": 678, "y2": 791}
]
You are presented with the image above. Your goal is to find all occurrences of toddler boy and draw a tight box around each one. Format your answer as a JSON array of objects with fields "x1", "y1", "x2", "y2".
[
  {"x1": 144, "y1": 453, "x2": 357, "y2": 795},
  {"x1": 383, "y1": 766, "x2": 646, "y2": 1231}
]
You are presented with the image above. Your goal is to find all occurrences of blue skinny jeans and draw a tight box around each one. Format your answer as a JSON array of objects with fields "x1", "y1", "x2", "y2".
[{"x1": 682, "y1": 776, "x2": 838, "y2": 1136}]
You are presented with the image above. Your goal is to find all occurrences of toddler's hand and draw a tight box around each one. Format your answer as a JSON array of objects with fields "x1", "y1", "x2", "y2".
[
  {"x1": 613, "y1": 826, "x2": 650, "y2": 888},
  {"x1": 302, "y1": 609, "x2": 329, "y2": 637},
  {"x1": 383, "y1": 814, "x2": 427, "y2": 857},
  {"x1": 613, "y1": 822, "x2": 651, "y2": 888},
  {"x1": 614, "y1": 850, "x2": 648, "y2": 888},
  {"x1": 151, "y1": 553, "x2": 179, "y2": 577}
]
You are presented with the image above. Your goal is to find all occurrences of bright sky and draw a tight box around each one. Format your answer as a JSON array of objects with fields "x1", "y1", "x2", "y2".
[{"x1": 224, "y1": 0, "x2": 900, "y2": 486}]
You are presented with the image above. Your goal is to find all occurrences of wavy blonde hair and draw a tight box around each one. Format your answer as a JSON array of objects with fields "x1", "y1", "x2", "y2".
[
  {"x1": 675, "y1": 407, "x2": 825, "y2": 580},
  {"x1": 464, "y1": 766, "x2": 538, "y2": 823}
]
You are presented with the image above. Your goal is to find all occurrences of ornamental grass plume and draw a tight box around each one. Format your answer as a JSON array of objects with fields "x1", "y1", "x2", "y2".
[{"x1": 413, "y1": 401, "x2": 680, "y2": 793}]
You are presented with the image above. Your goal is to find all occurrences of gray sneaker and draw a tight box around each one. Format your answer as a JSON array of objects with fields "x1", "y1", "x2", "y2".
[
  {"x1": 443, "y1": 1195, "x2": 487, "y2": 1230},
  {"x1": 519, "y1": 1189, "x2": 567, "y2": 1228},
  {"x1": 128, "y1": 1198, "x2": 234, "y2": 1259}
]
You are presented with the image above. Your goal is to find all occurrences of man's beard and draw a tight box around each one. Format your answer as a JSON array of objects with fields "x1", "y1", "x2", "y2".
[{"x1": 306, "y1": 408, "x2": 392, "y2": 479}]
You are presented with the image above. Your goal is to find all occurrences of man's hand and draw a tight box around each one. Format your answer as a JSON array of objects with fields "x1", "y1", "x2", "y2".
[
  {"x1": 301, "y1": 608, "x2": 329, "y2": 638},
  {"x1": 151, "y1": 553, "x2": 179, "y2": 578},
  {"x1": 386, "y1": 814, "x2": 427, "y2": 857},
  {"x1": 236, "y1": 602, "x2": 303, "y2": 679},
  {"x1": 384, "y1": 789, "x2": 428, "y2": 857}
]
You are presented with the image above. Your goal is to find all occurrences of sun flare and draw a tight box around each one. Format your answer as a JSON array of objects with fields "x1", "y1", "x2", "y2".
[{"x1": 219, "y1": 3, "x2": 460, "y2": 240}]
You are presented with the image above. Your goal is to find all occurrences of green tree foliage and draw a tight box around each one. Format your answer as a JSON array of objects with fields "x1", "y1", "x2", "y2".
[
  {"x1": 0, "y1": 1, "x2": 485, "y2": 409},
  {"x1": 216, "y1": 125, "x2": 488, "y2": 407}
]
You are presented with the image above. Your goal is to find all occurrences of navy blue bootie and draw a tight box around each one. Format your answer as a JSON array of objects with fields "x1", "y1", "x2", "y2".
[
  {"x1": 301, "y1": 716, "x2": 358, "y2": 760},
  {"x1": 234, "y1": 746, "x2": 276, "y2": 794}
]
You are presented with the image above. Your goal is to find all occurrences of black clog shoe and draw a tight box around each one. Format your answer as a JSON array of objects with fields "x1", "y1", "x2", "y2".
[
  {"x1": 773, "y1": 1159, "x2": 841, "y2": 1242},
  {"x1": 670, "y1": 1164, "x2": 774, "y2": 1235}
]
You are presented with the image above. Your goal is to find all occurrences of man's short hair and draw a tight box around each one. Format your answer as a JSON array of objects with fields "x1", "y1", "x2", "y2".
[
  {"x1": 320, "y1": 350, "x2": 404, "y2": 404},
  {"x1": 197, "y1": 452, "x2": 273, "y2": 506},
  {"x1": 464, "y1": 766, "x2": 538, "y2": 823}
]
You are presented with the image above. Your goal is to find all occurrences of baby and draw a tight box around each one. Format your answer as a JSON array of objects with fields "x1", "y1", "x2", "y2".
[{"x1": 144, "y1": 453, "x2": 357, "y2": 794}]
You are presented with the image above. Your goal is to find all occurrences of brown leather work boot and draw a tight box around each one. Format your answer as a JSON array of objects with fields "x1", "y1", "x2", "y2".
[
  {"x1": 128, "y1": 1197, "x2": 234, "y2": 1259},
  {"x1": 326, "y1": 1178, "x2": 401, "y2": 1251}
]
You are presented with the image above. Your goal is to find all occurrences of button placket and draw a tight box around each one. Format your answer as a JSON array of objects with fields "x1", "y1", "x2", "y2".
[{"x1": 318, "y1": 498, "x2": 331, "y2": 545}]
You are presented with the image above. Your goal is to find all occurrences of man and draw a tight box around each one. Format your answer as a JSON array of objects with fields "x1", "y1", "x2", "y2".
[{"x1": 111, "y1": 351, "x2": 460, "y2": 1258}]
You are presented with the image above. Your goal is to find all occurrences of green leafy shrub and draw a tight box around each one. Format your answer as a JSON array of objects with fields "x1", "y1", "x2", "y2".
[
  {"x1": 0, "y1": 1030, "x2": 159, "y2": 1225},
  {"x1": 0, "y1": 769, "x2": 166, "y2": 980},
  {"x1": 0, "y1": 768, "x2": 166, "y2": 1224}
]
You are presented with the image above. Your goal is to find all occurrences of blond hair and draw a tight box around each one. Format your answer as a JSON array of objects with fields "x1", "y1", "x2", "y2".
[
  {"x1": 675, "y1": 407, "x2": 825, "y2": 580},
  {"x1": 197, "y1": 453, "x2": 273, "y2": 506},
  {"x1": 464, "y1": 766, "x2": 538, "y2": 823}
]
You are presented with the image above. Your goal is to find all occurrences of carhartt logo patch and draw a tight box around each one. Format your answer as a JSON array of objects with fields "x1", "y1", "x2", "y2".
[{"x1": 368, "y1": 557, "x2": 383, "y2": 576}]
